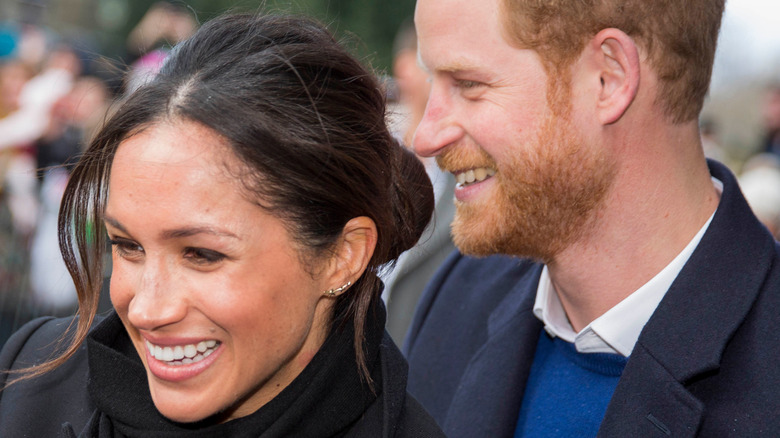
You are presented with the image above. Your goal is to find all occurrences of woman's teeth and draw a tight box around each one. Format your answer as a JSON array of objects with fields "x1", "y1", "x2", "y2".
[
  {"x1": 456, "y1": 167, "x2": 496, "y2": 187},
  {"x1": 146, "y1": 340, "x2": 220, "y2": 366}
]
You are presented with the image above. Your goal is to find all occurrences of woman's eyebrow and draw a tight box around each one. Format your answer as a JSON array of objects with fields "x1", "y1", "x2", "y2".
[
  {"x1": 160, "y1": 226, "x2": 240, "y2": 240},
  {"x1": 104, "y1": 215, "x2": 239, "y2": 240},
  {"x1": 103, "y1": 215, "x2": 128, "y2": 234}
]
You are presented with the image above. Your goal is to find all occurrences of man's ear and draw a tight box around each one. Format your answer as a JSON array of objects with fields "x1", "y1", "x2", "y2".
[
  {"x1": 586, "y1": 28, "x2": 640, "y2": 125},
  {"x1": 321, "y1": 216, "x2": 377, "y2": 296}
]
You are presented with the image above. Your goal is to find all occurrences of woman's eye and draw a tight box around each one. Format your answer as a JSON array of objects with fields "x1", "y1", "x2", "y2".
[
  {"x1": 108, "y1": 238, "x2": 144, "y2": 260},
  {"x1": 183, "y1": 247, "x2": 227, "y2": 265}
]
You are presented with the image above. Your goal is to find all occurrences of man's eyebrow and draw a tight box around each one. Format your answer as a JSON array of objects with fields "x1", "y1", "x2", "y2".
[
  {"x1": 437, "y1": 62, "x2": 478, "y2": 74},
  {"x1": 416, "y1": 50, "x2": 482, "y2": 76}
]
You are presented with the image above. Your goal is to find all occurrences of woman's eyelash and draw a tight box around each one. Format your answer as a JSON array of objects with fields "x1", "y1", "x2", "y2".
[
  {"x1": 107, "y1": 238, "x2": 227, "y2": 265},
  {"x1": 108, "y1": 238, "x2": 144, "y2": 257},
  {"x1": 183, "y1": 248, "x2": 227, "y2": 264}
]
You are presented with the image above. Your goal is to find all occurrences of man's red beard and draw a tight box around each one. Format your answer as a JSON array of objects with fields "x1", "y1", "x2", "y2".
[{"x1": 438, "y1": 111, "x2": 616, "y2": 263}]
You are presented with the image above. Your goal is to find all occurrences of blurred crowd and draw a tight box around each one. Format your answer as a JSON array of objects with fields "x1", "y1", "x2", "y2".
[
  {"x1": 715, "y1": 83, "x2": 780, "y2": 239},
  {"x1": 0, "y1": 2, "x2": 196, "y2": 344}
]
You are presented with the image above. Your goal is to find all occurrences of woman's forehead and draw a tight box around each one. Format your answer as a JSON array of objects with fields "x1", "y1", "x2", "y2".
[
  {"x1": 115, "y1": 120, "x2": 231, "y2": 165},
  {"x1": 107, "y1": 120, "x2": 253, "y2": 213}
]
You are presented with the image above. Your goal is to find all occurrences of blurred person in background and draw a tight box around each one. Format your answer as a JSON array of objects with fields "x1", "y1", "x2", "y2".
[
  {"x1": 762, "y1": 82, "x2": 780, "y2": 157},
  {"x1": 29, "y1": 75, "x2": 111, "y2": 315},
  {"x1": 382, "y1": 19, "x2": 456, "y2": 344},
  {"x1": 699, "y1": 118, "x2": 726, "y2": 162},
  {"x1": 739, "y1": 152, "x2": 780, "y2": 239},
  {"x1": 391, "y1": 19, "x2": 431, "y2": 149},
  {"x1": 0, "y1": 60, "x2": 34, "y2": 201},
  {"x1": 0, "y1": 28, "x2": 68, "y2": 346},
  {"x1": 124, "y1": 1, "x2": 196, "y2": 94},
  {"x1": 0, "y1": 30, "x2": 111, "y2": 345},
  {"x1": 0, "y1": 42, "x2": 80, "y2": 236},
  {"x1": 0, "y1": 57, "x2": 35, "y2": 346},
  {"x1": 0, "y1": 42, "x2": 80, "y2": 152},
  {"x1": 0, "y1": 60, "x2": 32, "y2": 118}
]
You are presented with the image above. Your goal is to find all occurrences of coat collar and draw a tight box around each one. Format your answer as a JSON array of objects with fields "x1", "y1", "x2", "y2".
[{"x1": 599, "y1": 160, "x2": 777, "y2": 437}]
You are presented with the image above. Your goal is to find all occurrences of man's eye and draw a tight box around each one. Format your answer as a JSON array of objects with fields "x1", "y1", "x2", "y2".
[
  {"x1": 456, "y1": 79, "x2": 482, "y2": 89},
  {"x1": 183, "y1": 247, "x2": 227, "y2": 265}
]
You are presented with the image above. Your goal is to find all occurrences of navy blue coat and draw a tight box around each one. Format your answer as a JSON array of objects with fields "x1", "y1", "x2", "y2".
[{"x1": 404, "y1": 160, "x2": 780, "y2": 437}]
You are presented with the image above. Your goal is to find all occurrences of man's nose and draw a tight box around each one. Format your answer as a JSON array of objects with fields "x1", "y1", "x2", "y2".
[{"x1": 412, "y1": 85, "x2": 465, "y2": 157}]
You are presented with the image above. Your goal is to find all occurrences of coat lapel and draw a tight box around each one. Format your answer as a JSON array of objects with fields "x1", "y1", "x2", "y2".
[
  {"x1": 443, "y1": 265, "x2": 544, "y2": 437},
  {"x1": 598, "y1": 343, "x2": 705, "y2": 437},
  {"x1": 599, "y1": 160, "x2": 776, "y2": 437}
]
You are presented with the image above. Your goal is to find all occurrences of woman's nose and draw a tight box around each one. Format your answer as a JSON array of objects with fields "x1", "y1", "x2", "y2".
[{"x1": 125, "y1": 260, "x2": 187, "y2": 330}]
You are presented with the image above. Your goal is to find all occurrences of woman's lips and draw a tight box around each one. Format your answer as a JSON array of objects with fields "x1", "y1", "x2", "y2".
[{"x1": 144, "y1": 339, "x2": 223, "y2": 382}]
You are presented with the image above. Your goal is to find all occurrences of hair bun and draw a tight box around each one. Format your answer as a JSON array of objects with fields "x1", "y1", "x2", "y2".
[{"x1": 385, "y1": 140, "x2": 435, "y2": 263}]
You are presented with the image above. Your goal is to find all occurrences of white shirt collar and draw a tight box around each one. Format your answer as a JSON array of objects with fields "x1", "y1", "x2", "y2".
[{"x1": 533, "y1": 178, "x2": 723, "y2": 356}]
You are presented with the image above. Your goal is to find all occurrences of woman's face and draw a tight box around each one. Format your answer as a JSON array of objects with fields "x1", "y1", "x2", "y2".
[{"x1": 105, "y1": 119, "x2": 334, "y2": 423}]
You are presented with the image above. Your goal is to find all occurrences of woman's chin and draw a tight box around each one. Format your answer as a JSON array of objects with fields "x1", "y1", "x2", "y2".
[
  {"x1": 150, "y1": 392, "x2": 220, "y2": 425},
  {"x1": 158, "y1": 407, "x2": 211, "y2": 424}
]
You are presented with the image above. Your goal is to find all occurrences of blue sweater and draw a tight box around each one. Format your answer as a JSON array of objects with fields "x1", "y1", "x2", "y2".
[{"x1": 514, "y1": 332, "x2": 628, "y2": 437}]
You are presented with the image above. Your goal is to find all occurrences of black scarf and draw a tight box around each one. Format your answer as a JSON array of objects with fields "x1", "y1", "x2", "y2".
[{"x1": 61, "y1": 306, "x2": 384, "y2": 437}]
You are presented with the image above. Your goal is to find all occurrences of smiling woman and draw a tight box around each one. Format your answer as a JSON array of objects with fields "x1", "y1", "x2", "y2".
[{"x1": 0, "y1": 13, "x2": 443, "y2": 437}]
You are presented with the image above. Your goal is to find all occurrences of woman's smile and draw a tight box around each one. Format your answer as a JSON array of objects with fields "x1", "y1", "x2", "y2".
[{"x1": 143, "y1": 335, "x2": 224, "y2": 382}]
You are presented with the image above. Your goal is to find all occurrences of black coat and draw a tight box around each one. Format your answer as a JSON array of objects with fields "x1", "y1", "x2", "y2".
[
  {"x1": 404, "y1": 160, "x2": 780, "y2": 437},
  {"x1": 1, "y1": 308, "x2": 444, "y2": 437}
]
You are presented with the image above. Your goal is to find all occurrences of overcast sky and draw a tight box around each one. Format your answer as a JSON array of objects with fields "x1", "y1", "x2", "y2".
[{"x1": 711, "y1": 0, "x2": 780, "y2": 93}]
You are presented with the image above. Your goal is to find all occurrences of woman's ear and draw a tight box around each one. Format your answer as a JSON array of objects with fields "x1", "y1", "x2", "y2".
[
  {"x1": 321, "y1": 216, "x2": 377, "y2": 296},
  {"x1": 586, "y1": 28, "x2": 640, "y2": 125}
]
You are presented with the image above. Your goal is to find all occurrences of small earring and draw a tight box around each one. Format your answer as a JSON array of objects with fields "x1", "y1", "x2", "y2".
[{"x1": 325, "y1": 281, "x2": 351, "y2": 297}]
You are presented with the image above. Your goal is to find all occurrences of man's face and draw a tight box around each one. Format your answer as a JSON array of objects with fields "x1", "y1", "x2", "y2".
[{"x1": 413, "y1": 0, "x2": 616, "y2": 261}]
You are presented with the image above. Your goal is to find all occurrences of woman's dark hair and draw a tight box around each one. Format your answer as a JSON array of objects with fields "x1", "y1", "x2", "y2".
[{"x1": 16, "y1": 13, "x2": 433, "y2": 385}]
